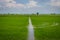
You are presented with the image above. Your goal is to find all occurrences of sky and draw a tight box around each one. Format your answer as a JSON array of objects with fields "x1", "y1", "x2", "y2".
[{"x1": 0, "y1": 0, "x2": 60, "y2": 14}]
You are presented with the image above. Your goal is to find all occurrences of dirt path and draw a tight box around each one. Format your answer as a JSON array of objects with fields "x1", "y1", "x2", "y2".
[{"x1": 28, "y1": 17, "x2": 34, "y2": 40}]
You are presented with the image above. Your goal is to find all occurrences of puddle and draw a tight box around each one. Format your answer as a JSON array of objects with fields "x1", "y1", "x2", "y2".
[
  {"x1": 51, "y1": 22, "x2": 59, "y2": 26},
  {"x1": 34, "y1": 22, "x2": 59, "y2": 28}
]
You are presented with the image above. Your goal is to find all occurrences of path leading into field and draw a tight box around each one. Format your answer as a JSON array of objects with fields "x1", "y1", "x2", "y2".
[{"x1": 28, "y1": 17, "x2": 34, "y2": 40}]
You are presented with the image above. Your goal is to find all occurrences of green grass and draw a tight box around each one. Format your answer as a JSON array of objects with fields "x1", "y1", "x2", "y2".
[
  {"x1": 0, "y1": 15, "x2": 28, "y2": 40},
  {"x1": 31, "y1": 15, "x2": 60, "y2": 40}
]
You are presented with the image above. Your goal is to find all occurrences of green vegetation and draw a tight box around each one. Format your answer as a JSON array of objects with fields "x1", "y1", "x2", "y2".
[
  {"x1": 0, "y1": 15, "x2": 28, "y2": 40},
  {"x1": 0, "y1": 14, "x2": 60, "y2": 40},
  {"x1": 31, "y1": 15, "x2": 60, "y2": 40}
]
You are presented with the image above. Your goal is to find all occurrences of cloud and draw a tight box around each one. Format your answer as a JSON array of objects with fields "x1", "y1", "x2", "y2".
[
  {"x1": 0, "y1": 0, "x2": 59, "y2": 13},
  {"x1": 5, "y1": 3, "x2": 25, "y2": 8},
  {"x1": 49, "y1": 0, "x2": 60, "y2": 7},
  {"x1": 0, "y1": 0, "x2": 16, "y2": 3},
  {"x1": 0, "y1": 0, "x2": 25, "y2": 8},
  {"x1": 26, "y1": 0, "x2": 39, "y2": 8},
  {"x1": 0, "y1": 0, "x2": 40, "y2": 8}
]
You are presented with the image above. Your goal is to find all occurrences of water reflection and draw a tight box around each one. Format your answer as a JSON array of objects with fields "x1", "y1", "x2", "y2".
[{"x1": 28, "y1": 17, "x2": 34, "y2": 40}]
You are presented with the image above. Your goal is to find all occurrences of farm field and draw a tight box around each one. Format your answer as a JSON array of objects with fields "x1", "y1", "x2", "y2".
[
  {"x1": 0, "y1": 14, "x2": 28, "y2": 40},
  {"x1": 31, "y1": 15, "x2": 60, "y2": 40}
]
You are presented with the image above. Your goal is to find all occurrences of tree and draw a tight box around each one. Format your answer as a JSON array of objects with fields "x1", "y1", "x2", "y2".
[{"x1": 37, "y1": 12, "x2": 39, "y2": 16}]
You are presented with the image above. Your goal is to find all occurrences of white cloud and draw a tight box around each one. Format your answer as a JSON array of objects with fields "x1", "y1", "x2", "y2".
[
  {"x1": 6, "y1": 3, "x2": 25, "y2": 8},
  {"x1": 5, "y1": 2, "x2": 25, "y2": 8},
  {"x1": 26, "y1": 0, "x2": 38, "y2": 8},
  {"x1": 0, "y1": 0, "x2": 15, "y2": 3},
  {"x1": 0, "y1": 0, "x2": 40, "y2": 8},
  {"x1": 0, "y1": 0, "x2": 25, "y2": 8},
  {"x1": 49, "y1": 0, "x2": 60, "y2": 6}
]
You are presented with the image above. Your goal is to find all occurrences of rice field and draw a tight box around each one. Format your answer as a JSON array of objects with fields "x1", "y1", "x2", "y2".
[
  {"x1": 0, "y1": 14, "x2": 60, "y2": 40},
  {"x1": 0, "y1": 14, "x2": 28, "y2": 40},
  {"x1": 31, "y1": 15, "x2": 60, "y2": 40}
]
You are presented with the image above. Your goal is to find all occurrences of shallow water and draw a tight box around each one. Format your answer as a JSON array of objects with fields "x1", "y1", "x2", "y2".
[{"x1": 28, "y1": 17, "x2": 34, "y2": 40}]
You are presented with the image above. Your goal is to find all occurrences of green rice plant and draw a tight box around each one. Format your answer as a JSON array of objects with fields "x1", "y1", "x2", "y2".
[
  {"x1": 0, "y1": 15, "x2": 28, "y2": 40},
  {"x1": 31, "y1": 15, "x2": 60, "y2": 40}
]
